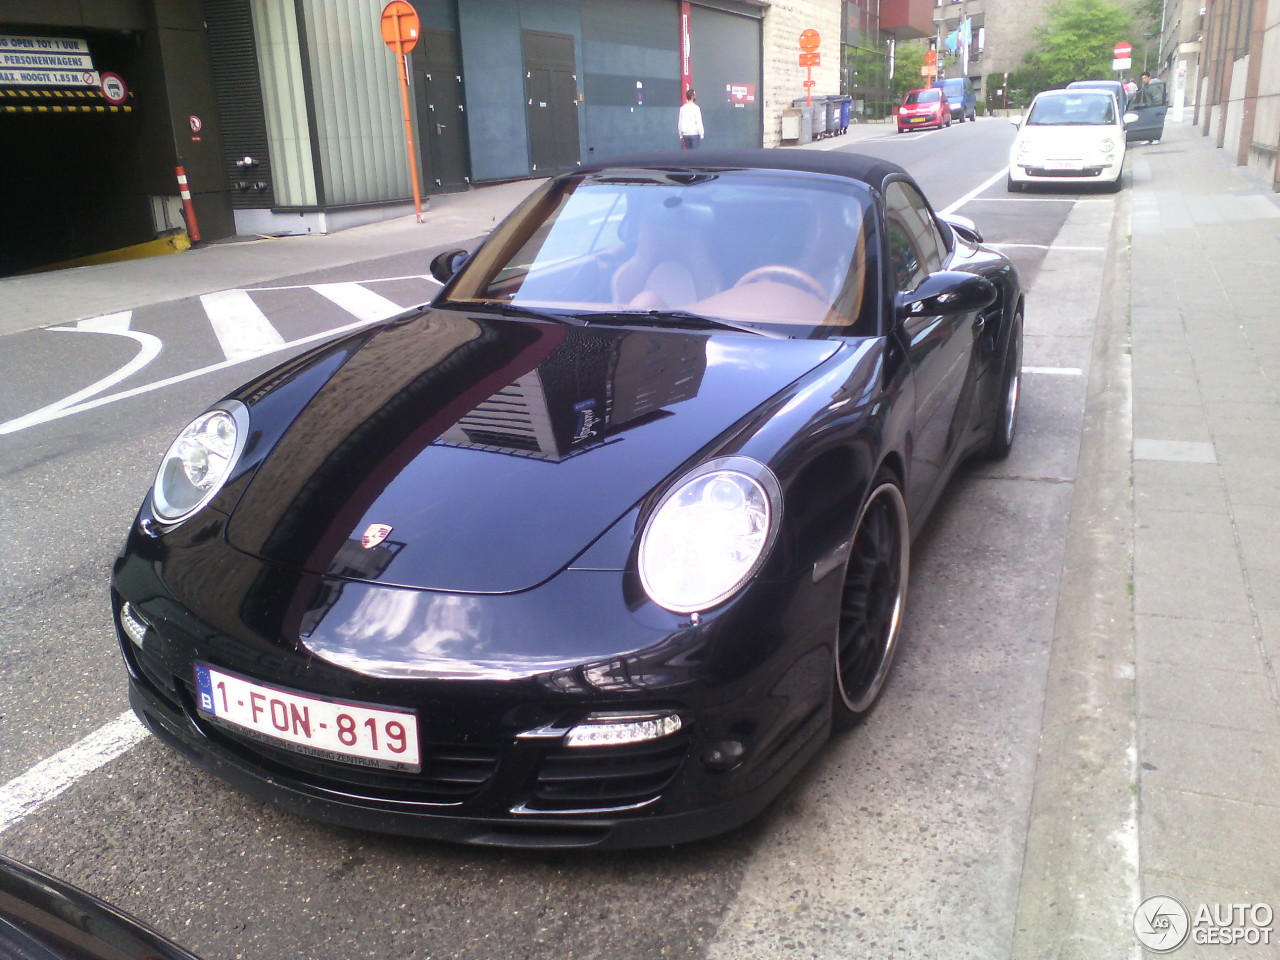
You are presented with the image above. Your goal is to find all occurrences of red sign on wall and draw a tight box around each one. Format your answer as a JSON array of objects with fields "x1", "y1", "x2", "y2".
[{"x1": 727, "y1": 83, "x2": 756, "y2": 105}]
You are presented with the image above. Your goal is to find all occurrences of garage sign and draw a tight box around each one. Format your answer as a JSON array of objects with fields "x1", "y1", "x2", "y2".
[{"x1": 0, "y1": 34, "x2": 99, "y2": 87}]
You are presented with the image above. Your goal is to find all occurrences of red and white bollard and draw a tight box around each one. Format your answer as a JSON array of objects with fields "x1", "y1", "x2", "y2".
[{"x1": 175, "y1": 162, "x2": 201, "y2": 243}]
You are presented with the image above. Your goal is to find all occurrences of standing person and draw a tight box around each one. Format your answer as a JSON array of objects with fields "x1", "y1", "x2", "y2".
[{"x1": 679, "y1": 89, "x2": 704, "y2": 150}]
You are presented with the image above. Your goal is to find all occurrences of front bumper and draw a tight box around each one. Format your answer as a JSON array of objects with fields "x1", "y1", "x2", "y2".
[
  {"x1": 1009, "y1": 159, "x2": 1120, "y2": 185},
  {"x1": 112, "y1": 533, "x2": 838, "y2": 849},
  {"x1": 898, "y1": 114, "x2": 942, "y2": 131}
]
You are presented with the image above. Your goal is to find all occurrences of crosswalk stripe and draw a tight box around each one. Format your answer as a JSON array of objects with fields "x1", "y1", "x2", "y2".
[
  {"x1": 311, "y1": 281, "x2": 409, "y2": 322},
  {"x1": 201, "y1": 289, "x2": 285, "y2": 362}
]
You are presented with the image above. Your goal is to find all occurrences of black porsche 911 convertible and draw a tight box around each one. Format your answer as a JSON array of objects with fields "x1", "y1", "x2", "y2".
[{"x1": 112, "y1": 150, "x2": 1022, "y2": 849}]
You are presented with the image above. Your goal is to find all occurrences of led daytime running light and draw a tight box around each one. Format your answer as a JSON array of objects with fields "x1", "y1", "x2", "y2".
[
  {"x1": 119, "y1": 602, "x2": 149, "y2": 647},
  {"x1": 564, "y1": 712, "x2": 683, "y2": 747}
]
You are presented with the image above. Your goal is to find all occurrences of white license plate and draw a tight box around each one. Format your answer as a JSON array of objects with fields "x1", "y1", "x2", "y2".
[
  {"x1": 194, "y1": 664, "x2": 420, "y2": 771},
  {"x1": 1046, "y1": 160, "x2": 1084, "y2": 171}
]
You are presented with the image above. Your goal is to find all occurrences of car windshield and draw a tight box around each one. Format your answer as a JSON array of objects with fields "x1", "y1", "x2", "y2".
[
  {"x1": 443, "y1": 168, "x2": 878, "y2": 338},
  {"x1": 1026, "y1": 93, "x2": 1116, "y2": 126},
  {"x1": 905, "y1": 89, "x2": 941, "y2": 104}
]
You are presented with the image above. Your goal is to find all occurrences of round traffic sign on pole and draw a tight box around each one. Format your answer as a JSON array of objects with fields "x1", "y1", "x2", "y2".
[
  {"x1": 381, "y1": 0, "x2": 421, "y2": 55},
  {"x1": 799, "y1": 29, "x2": 821, "y2": 53},
  {"x1": 1114, "y1": 41, "x2": 1132, "y2": 59}
]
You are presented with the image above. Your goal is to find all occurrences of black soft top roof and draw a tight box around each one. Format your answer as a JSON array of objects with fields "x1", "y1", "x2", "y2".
[{"x1": 575, "y1": 148, "x2": 910, "y2": 195}]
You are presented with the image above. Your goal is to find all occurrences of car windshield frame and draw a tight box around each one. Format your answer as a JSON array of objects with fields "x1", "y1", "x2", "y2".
[
  {"x1": 1025, "y1": 91, "x2": 1118, "y2": 127},
  {"x1": 438, "y1": 167, "x2": 882, "y2": 340}
]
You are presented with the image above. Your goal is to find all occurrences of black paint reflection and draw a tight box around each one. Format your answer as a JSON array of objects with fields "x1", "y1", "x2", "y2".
[{"x1": 438, "y1": 327, "x2": 706, "y2": 460}]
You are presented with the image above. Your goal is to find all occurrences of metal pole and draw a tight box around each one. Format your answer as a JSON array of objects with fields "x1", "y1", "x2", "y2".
[{"x1": 397, "y1": 52, "x2": 423, "y2": 223}]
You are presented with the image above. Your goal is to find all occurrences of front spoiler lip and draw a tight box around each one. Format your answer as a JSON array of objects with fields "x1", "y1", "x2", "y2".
[{"x1": 126, "y1": 675, "x2": 827, "y2": 850}]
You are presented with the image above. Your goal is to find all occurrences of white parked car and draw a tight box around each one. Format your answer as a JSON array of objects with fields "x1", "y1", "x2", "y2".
[{"x1": 1007, "y1": 89, "x2": 1136, "y2": 192}]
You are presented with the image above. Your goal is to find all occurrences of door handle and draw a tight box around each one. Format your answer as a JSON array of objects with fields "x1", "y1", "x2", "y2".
[{"x1": 436, "y1": 123, "x2": 446, "y2": 135}]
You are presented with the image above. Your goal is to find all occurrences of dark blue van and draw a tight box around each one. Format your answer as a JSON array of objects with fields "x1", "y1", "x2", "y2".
[{"x1": 933, "y1": 77, "x2": 977, "y2": 122}]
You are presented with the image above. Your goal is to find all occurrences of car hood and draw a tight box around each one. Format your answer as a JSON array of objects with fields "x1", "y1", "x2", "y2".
[{"x1": 225, "y1": 309, "x2": 840, "y2": 593}]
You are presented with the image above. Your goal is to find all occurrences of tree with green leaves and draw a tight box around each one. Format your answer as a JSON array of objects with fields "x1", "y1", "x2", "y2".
[
  {"x1": 891, "y1": 41, "x2": 928, "y2": 101},
  {"x1": 1013, "y1": 0, "x2": 1138, "y2": 97}
]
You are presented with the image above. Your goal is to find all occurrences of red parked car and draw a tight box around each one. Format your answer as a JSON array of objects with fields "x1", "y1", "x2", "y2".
[{"x1": 897, "y1": 87, "x2": 951, "y2": 132}]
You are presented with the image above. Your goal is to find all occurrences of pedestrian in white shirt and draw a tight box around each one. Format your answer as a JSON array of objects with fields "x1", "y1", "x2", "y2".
[{"x1": 679, "y1": 89, "x2": 704, "y2": 149}]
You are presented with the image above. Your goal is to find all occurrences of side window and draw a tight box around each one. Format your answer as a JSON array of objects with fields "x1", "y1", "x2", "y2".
[{"x1": 884, "y1": 181, "x2": 945, "y2": 293}]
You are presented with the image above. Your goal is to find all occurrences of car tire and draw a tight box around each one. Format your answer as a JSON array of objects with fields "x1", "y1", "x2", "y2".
[
  {"x1": 1007, "y1": 174, "x2": 1022, "y2": 193},
  {"x1": 985, "y1": 309, "x2": 1023, "y2": 459},
  {"x1": 833, "y1": 473, "x2": 910, "y2": 726}
]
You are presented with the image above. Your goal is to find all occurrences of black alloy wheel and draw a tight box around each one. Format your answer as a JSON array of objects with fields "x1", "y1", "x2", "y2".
[
  {"x1": 834, "y1": 476, "x2": 910, "y2": 722},
  {"x1": 985, "y1": 310, "x2": 1023, "y2": 459}
]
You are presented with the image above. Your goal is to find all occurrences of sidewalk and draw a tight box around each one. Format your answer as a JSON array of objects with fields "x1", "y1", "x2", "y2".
[
  {"x1": 1125, "y1": 121, "x2": 1280, "y2": 954},
  {"x1": 0, "y1": 120, "x2": 898, "y2": 340}
]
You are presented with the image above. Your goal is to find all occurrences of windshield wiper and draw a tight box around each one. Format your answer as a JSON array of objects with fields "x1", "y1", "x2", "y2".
[
  {"x1": 573, "y1": 309, "x2": 787, "y2": 339},
  {"x1": 472, "y1": 301, "x2": 587, "y2": 326}
]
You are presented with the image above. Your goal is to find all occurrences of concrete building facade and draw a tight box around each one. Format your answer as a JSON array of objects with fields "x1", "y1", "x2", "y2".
[
  {"x1": 1193, "y1": 0, "x2": 1280, "y2": 191},
  {"x1": 1154, "y1": 0, "x2": 1206, "y2": 122}
]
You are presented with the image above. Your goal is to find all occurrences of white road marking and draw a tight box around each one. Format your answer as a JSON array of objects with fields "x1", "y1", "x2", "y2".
[
  {"x1": 0, "y1": 711, "x2": 147, "y2": 834},
  {"x1": 201, "y1": 289, "x2": 285, "y2": 362},
  {"x1": 1023, "y1": 366, "x2": 1083, "y2": 376},
  {"x1": 251, "y1": 274, "x2": 436, "y2": 293},
  {"x1": 312, "y1": 282, "x2": 408, "y2": 322},
  {"x1": 77, "y1": 312, "x2": 133, "y2": 334},
  {"x1": 939, "y1": 167, "x2": 1009, "y2": 216},
  {"x1": 0, "y1": 311, "x2": 391, "y2": 435},
  {"x1": 0, "y1": 313, "x2": 163, "y2": 435},
  {"x1": 969, "y1": 197, "x2": 1078, "y2": 203},
  {"x1": 991, "y1": 243, "x2": 1106, "y2": 251}
]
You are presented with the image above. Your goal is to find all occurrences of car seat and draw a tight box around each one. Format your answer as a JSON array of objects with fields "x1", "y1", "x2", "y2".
[{"x1": 611, "y1": 200, "x2": 723, "y2": 308}]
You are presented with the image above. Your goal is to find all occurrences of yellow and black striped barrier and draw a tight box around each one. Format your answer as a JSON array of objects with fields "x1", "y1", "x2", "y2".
[{"x1": 0, "y1": 87, "x2": 133, "y2": 114}]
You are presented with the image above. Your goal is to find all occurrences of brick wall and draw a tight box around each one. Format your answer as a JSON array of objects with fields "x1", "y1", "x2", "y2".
[{"x1": 762, "y1": 0, "x2": 842, "y2": 147}]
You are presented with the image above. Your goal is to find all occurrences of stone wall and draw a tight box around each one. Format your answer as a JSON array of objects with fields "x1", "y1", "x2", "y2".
[{"x1": 762, "y1": 0, "x2": 842, "y2": 147}]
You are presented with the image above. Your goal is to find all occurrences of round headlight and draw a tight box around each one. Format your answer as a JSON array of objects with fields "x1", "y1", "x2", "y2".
[
  {"x1": 638, "y1": 457, "x2": 781, "y2": 613},
  {"x1": 1098, "y1": 137, "x2": 1115, "y2": 152},
  {"x1": 151, "y1": 401, "x2": 249, "y2": 523},
  {"x1": 1018, "y1": 138, "x2": 1035, "y2": 155}
]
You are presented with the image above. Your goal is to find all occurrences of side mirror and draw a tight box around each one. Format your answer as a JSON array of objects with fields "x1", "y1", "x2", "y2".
[
  {"x1": 897, "y1": 272, "x2": 997, "y2": 321},
  {"x1": 1122, "y1": 111, "x2": 1139, "y2": 126},
  {"x1": 1009, "y1": 115, "x2": 1023, "y2": 127},
  {"x1": 941, "y1": 214, "x2": 984, "y2": 245},
  {"x1": 429, "y1": 248, "x2": 470, "y2": 284}
]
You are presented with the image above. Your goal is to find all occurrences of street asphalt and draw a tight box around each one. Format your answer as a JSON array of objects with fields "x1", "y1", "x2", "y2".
[{"x1": 2, "y1": 115, "x2": 1278, "y2": 957}]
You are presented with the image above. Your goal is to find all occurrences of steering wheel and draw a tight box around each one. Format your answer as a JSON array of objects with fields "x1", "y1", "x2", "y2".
[{"x1": 734, "y1": 264, "x2": 828, "y2": 301}]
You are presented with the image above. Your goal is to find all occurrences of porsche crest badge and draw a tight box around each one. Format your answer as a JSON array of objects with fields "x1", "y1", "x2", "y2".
[{"x1": 360, "y1": 523, "x2": 393, "y2": 549}]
